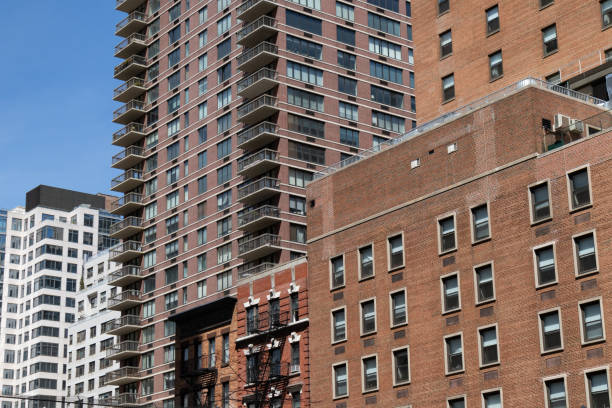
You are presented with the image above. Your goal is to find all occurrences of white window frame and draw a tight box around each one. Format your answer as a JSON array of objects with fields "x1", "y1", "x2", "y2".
[
  {"x1": 481, "y1": 388, "x2": 503, "y2": 408},
  {"x1": 360, "y1": 354, "x2": 379, "y2": 393},
  {"x1": 329, "y1": 254, "x2": 345, "y2": 290},
  {"x1": 389, "y1": 288, "x2": 408, "y2": 328},
  {"x1": 437, "y1": 212, "x2": 458, "y2": 255},
  {"x1": 578, "y1": 296, "x2": 606, "y2": 345},
  {"x1": 478, "y1": 323, "x2": 500, "y2": 368},
  {"x1": 391, "y1": 345, "x2": 411, "y2": 386},
  {"x1": 584, "y1": 366, "x2": 611, "y2": 408},
  {"x1": 440, "y1": 271, "x2": 461, "y2": 314},
  {"x1": 359, "y1": 297, "x2": 377, "y2": 336},
  {"x1": 528, "y1": 180, "x2": 553, "y2": 225},
  {"x1": 447, "y1": 395, "x2": 467, "y2": 408},
  {"x1": 542, "y1": 374, "x2": 568, "y2": 408},
  {"x1": 566, "y1": 165, "x2": 593, "y2": 211},
  {"x1": 387, "y1": 232, "x2": 405, "y2": 271},
  {"x1": 473, "y1": 261, "x2": 496, "y2": 305},
  {"x1": 470, "y1": 202, "x2": 491, "y2": 243},
  {"x1": 332, "y1": 361, "x2": 349, "y2": 399},
  {"x1": 572, "y1": 230, "x2": 599, "y2": 277},
  {"x1": 537, "y1": 307, "x2": 564, "y2": 354},
  {"x1": 443, "y1": 332, "x2": 465, "y2": 375},
  {"x1": 330, "y1": 306, "x2": 347, "y2": 344},
  {"x1": 358, "y1": 243, "x2": 375, "y2": 281},
  {"x1": 532, "y1": 242, "x2": 558, "y2": 288}
]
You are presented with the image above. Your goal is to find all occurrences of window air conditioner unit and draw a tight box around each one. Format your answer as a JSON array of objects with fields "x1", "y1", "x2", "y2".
[
  {"x1": 568, "y1": 120, "x2": 583, "y2": 134},
  {"x1": 553, "y1": 113, "x2": 570, "y2": 130}
]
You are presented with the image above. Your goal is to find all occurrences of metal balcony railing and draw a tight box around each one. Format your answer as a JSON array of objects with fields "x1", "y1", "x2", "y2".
[
  {"x1": 115, "y1": 11, "x2": 147, "y2": 34},
  {"x1": 112, "y1": 146, "x2": 144, "y2": 165},
  {"x1": 236, "y1": 16, "x2": 277, "y2": 42},
  {"x1": 109, "y1": 216, "x2": 143, "y2": 235},
  {"x1": 104, "y1": 315, "x2": 141, "y2": 334},
  {"x1": 113, "y1": 100, "x2": 145, "y2": 120},
  {"x1": 237, "y1": 42, "x2": 278, "y2": 67},
  {"x1": 109, "y1": 240, "x2": 142, "y2": 259},
  {"x1": 237, "y1": 177, "x2": 280, "y2": 200},
  {"x1": 238, "y1": 262, "x2": 277, "y2": 279},
  {"x1": 106, "y1": 341, "x2": 140, "y2": 358},
  {"x1": 108, "y1": 289, "x2": 142, "y2": 308},
  {"x1": 237, "y1": 0, "x2": 277, "y2": 19},
  {"x1": 238, "y1": 149, "x2": 278, "y2": 172},
  {"x1": 181, "y1": 355, "x2": 217, "y2": 375},
  {"x1": 113, "y1": 77, "x2": 146, "y2": 99},
  {"x1": 115, "y1": 33, "x2": 146, "y2": 55},
  {"x1": 238, "y1": 233, "x2": 281, "y2": 255},
  {"x1": 113, "y1": 123, "x2": 145, "y2": 143},
  {"x1": 111, "y1": 193, "x2": 143, "y2": 211},
  {"x1": 105, "y1": 366, "x2": 140, "y2": 383},
  {"x1": 111, "y1": 169, "x2": 143, "y2": 188},
  {"x1": 237, "y1": 121, "x2": 277, "y2": 146},
  {"x1": 238, "y1": 205, "x2": 279, "y2": 227},
  {"x1": 237, "y1": 68, "x2": 277, "y2": 94},
  {"x1": 237, "y1": 95, "x2": 277, "y2": 120},
  {"x1": 114, "y1": 55, "x2": 147, "y2": 77},
  {"x1": 108, "y1": 265, "x2": 142, "y2": 285},
  {"x1": 246, "y1": 362, "x2": 290, "y2": 385}
]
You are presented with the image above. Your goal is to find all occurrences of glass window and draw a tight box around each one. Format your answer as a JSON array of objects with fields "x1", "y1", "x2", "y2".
[
  {"x1": 535, "y1": 245, "x2": 556, "y2": 286},
  {"x1": 483, "y1": 390, "x2": 502, "y2": 408},
  {"x1": 334, "y1": 363, "x2": 348, "y2": 397},
  {"x1": 489, "y1": 50, "x2": 503, "y2": 80},
  {"x1": 581, "y1": 300, "x2": 604, "y2": 343},
  {"x1": 372, "y1": 110, "x2": 404, "y2": 133},
  {"x1": 339, "y1": 101, "x2": 358, "y2": 121},
  {"x1": 471, "y1": 204, "x2": 490, "y2": 241},
  {"x1": 286, "y1": 10, "x2": 322, "y2": 35},
  {"x1": 217, "y1": 14, "x2": 231, "y2": 36},
  {"x1": 199, "y1": 53, "x2": 208, "y2": 71},
  {"x1": 486, "y1": 5, "x2": 500, "y2": 34},
  {"x1": 442, "y1": 274, "x2": 459, "y2": 312},
  {"x1": 568, "y1": 168, "x2": 591, "y2": 209},
  {"x1": 337, "y1": 27, "x2": 355, "y2": 46},
  {"x1": 370, "y1": 61, "x2": 403, "y2": 84},
  {"x1": 390, "y1": 290, "x2": 406, "y2": 326},
  {"x1": 288, "y1": 114, "x2": 325, "y2": 139},
  {"x1": 540, "y1": 310, "x2": 562, "y2": 351},
  {"x1": 287, "y1": 0, "x2": 321, "y2": 9},
  {"x1": 440, "y1": 30, "x2": 452, "y2": 58},
  {"x1": 330, "y1": 256, "x2": 344, "y2": 289},
  {"x1": 475, "y1": 264, "x2": 494, "y2": 303},
  {"x1": 337, "y1": 50, "x2": 356, "y2": 70},
  {"x1": 368, "y1": 13, "x2": 400, "y2": 36},
  {"x1": 368, "y1": 0, "x2": 399, "y2": 12},
  {"x1": 438, "y1": 0, "x2": 449, "y2": 14},
  {"x1": 530, "y1": 182, "x2": 551, "y2": 222},
  {"x1": 287, "y1": 61, "x2": 323, "y2": 85},
  {"x1": 369, "y1": 36, "x2": 402, "y2": 59},
  {"x1": 289, "y1": 168, "x2": 313, "y2": 187},
  {"x1": 362, "y1": 357, "x2": 378, "y2": 391},
  {"x1": 338, "y1": 76, "x2": 357, "y2": 95},
  {"x1": 370, "y1": 85, "x2": 403, "y2": 108},
  {"x1": 287, "y1": 87, "x2": 324, "y2": 112},
  {"x1": 574, "y1": 232, "x2": 597, "y2": 275},
  {"x1": 479, "y1": 326, "x2": 499, "y2": 366},
  {"x1": 288, "y1": 141, "x2": 325, "y2": 165},
  {"x1": 340, "y1": 127, "x2": 359, "y2": 147},
  {"x1": 361, "y1": 300, "x2": 376, "y2": 334},
  {"x1": 602, "y1": 0, "x2": 612, "y2": 28},
  {"x1": 542, "y1": 24, "x2": 558, "y2": 56},
  {"x1": 587, "y1": 370, "x2": 610, "y2": 408},
  {"x1": 439, "y1": 216, "x2": 456, "y2": 252},
  {"x1": 336, "y1": 2, "x2": 354, "y2": 21},
  {"x1": 442, "y1": 74, "x2": 455, "y2": 101}
]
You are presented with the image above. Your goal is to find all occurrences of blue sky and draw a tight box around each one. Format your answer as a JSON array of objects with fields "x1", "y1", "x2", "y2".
[{"x1": 0, "y1": 2, "x2": 124, "y2": 209}]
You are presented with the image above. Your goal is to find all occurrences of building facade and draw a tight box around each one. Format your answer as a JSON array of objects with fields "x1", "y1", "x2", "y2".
[
  {"x1": 306, "y1": 82, "x2": 612, "y2": 407},
  {"x1": 0, "y1": 186, "x2": 119, "y2": 408},
  {"x1": 109, "y1": 0, "x2": 414, "y2": 405},
  {"x1": 0, "y1": 209, "x2": 7, "y2": 334},
  {"x1": 413, "y1": 0, "x2": 611, "y2": 122}
]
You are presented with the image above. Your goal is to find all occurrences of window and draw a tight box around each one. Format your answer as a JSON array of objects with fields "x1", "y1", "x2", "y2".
[
  {"x1": 445, "y1": 334, "x2": 464, "y2": 374},
  {"x1": 287, "y1": 87, "x2": 324, "y2": 112},
  {"x1": 489, "y1": 50, "x2": 503, "y2": 80},
  {"x1": 534, "y1": 244, "x2": 556, "y2": 286},
  {"x1": 568, "y1": 167, "x2": 592, "y2": 209},
  {"x1": 217, "y1": 112, "x2": 232, "y2": 134},
  {"x1": 580, "y1": 299, "x2": 605, "y2": 344},
  {"x1": 442, "y1": 74, "x2": 455, "y2": 101},
  {"x1": 339, "y1": 101, "x2": 358, "y2": 121},
  {"x1": 390, "y1": 289, "x2": 407, "y2": 326},
  {"x1": 286, "y1": 35, "x2": 322, "y2": 59},
  {"x1": 438, "y1": 0, "x2": 449, "y2": 14},
  {"x1": 169, "y1": 26, "x2": 181, "y2": 45},
  {"x1": 542, "y1": 24, "x2": 558, "y2": 56},
  {"x1": 333, "y1": 363, "x2": 348, "y2": 398},
  {"x1": 289, "y1": 168, "x2": 313, "y2": 187},
  {"x1": 290, "y1": 224, "x2": 306, "y2": 243},
  {"x1": 336, "y1": 2, "x2": 354, "y2": 21},
  {"x1": 529, "y1": 182, "x2": 551, "y2": 222},
  {"x1": 167, "y1": 141, "x2": 180, "y2": 160},
  {"x1": 368, "y1": 12, "x2": 400, "y2": 36},
  {"x1": 337, "y1": 27, "x2": 355, "y2": 46},
  {"x1": 539, "y1": 309, "x2": 563, "y2": 353},
  {"x1": 166, "y1": 239, "x2": 179, "y2": 258},
  {"x1": 370, "y1": 85, "x2": 403, "y2": 108},
  {"x1": 482, "y1": 390, "x2": 502, "y2": 408},
  {"x1": 166, "y1": 190, "x2": 179, "y2": 210},
  {"x1": 286, "y1": 10, "x2": 322, "y2": 35},
  {"x1": 218, "y1": 62, "x2": 231, "y2": 83},
  {"x1": 165, "y1": 291, "x2": 178, "y2": 310},
  {"x1": 217, "y1": 87, "x2": 232, "y2": 109},
  {"x1": 287, "y1": 61, "x2": 323, "y2": 86},
  {"x1": 479, "y1": 325, "x2": 499, "y2": 366},
  {"x1": 438, "y1": 215, "x2": 456, "y2": 253},
  {"x1": 198, "y1": 254, "x2": 207, "y2": 272},
  {"x1": 441, "y1": 273, "x2": 460, "y2": 313},
  {"x1": 288, "y1": 141, "x2": 325, "y2": 165},
  {"x1": 217, "y1": 38, "x2": 231, "y2": 59},
  {"x1": 370, "y1": 61, "x2": 403, "y2": 84},
  {"x1": 540, "y1": 0, "x2": 553, "y2": 7},
  {"x1": 167, "y1": 166, "x2": 180, "y2": 185},
  {"x1": 544, "y1": 377, "x2": 567, "y2": 408},
  {"x1": 217, "y1": 270, "x2": 232, "y2": 291},
  {"x1": 143, "y1": 300, "x2": 155, "y2": 318},
  {"x1": 585, "y1": 370, "x2": 611, "y2": 408},
  {"x1": 475, "y1": 263, "x2": 495, "y2": 304},
  {"x1": 372, "y1": 110, "x2": 404, "y2": 133},
  {"x1": 388, "y1": 234, "x2": 404, "y2": 269},
  {"x1": 217, "y1": 163, "x2": 232, "y2": 184},
  {"x1": 362, "y1": 356, "x2": 378, "y2": 392},
  {"x1": 168, "y1": 48, "x2": 181, "y2": 68},
  {"x1": 439, "y1": 30, "x2": 452, "y2": 59},
  {"x1": 339, "y1": 127, "x2": 358, "y2": 147},
  {"x1": 360, "y1": 299, "x2": 376, "y2": 335},
  {"x1": 332, "y1": 308, "x2": 346, "y2": 343},
  {"x1": 368, "y1": 36, "x2": 402, "y2": 60},
  {"x1": 217, "y1": 243, "x2": 232, "y2": 264},
  {"x1": 368, "y1": 0, "x2": 398, "y2": 12},
  {"x1": 573, "y1": 231, "x2": 598, "y2": 275},
  {"x1": 198, "y1": 101, "x2": 208, "y2": 120},
  {"x1": 330, "y1": 255, "x2": 344, "y2": 289},
  {"x1": 217, "y1": 217, "x2": 231, "y2": 238},
  {"x1": 602, "y1": 0, "x2": 612, "y2": 28},
  {"x1": 217, "y1": 14, "x2": 231, "y2": 36},
  {"x1": 217, "y1": 190, "x2": 231, "y2": 210},
  {"x1": 197, "y1": 227, "x2": 207, "y2": 245},
  {"x1": 471, "y1": 204, "x2": 490, "y2": 242},
  {"x1": 337, "y1": 50, "x2": 356, "y2": 70},
  {"x1": 165, "y1": 266, "x2": 178, "y2": 285},
  {"x1": 287, "y1": 0, "x2": 320, "y2": 9},
  {"x1": 486, "y1": 5, "x2": 500, "y2": 34},
  {"x1": 199, "y1": 53, "x2": 208, "y2": 71},
  {"x1": 357, "y1": 244, "x2": 374, "y2": 279},
  {"x1": 338, "y1": 76, "x2": 357, "y2": 95}
]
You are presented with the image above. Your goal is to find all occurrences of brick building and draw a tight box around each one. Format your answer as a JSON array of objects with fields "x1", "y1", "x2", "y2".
[
  {"x1": 306, "y1": 81, "x2": 612, "y2": 407},
  {"x1": 413, "y1": 0, "x2": 611, "y2": 122}
]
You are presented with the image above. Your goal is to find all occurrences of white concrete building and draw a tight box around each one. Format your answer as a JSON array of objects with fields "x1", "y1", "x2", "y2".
[{"x1": 0, "y1": 186, "x2": 119, "y2": 408}]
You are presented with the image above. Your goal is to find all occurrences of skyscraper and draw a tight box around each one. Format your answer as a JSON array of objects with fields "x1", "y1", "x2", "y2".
[{"x1": 110, "y1": 0, "x2": 414, "y2": 405}]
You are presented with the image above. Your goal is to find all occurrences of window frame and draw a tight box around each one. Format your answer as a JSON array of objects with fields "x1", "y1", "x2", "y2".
[
  {"x1": 473, "y1": 261, "x2": 496, "y2": 305},
  {"x1": 358, "y1": 243, "x2": 375, "y2": 281},
  {"x1": 528, "y1": 180, "x2": 553, "y2": 224},
  {"x1": 485, "y1": 4, "x2": 500, "y2": 35},
  {"x1": 532, "y1": 242, "x2": 558, "y2": 288},
  {"x1": 387, "y1": 232, "x2": 405, "y2": 271},
  {"x1": 572, "y1": 230, "x2": 599, "y2": 277},
  {"x1": 389, "y1": 287, "x2": 408, "y2": 327},
  {"x1": 439, "y1": 29, "x2": 452, "y2": 59},
  {"x1": 542, "y1": 374, "x2": 568, "y2": 408},
  {"x1": 443, "y1": 332, "x2": 465, "y2": 375},
  {"x1": 537, "y1": 307, "x2": 564, "y2": 354},
  {"x1": 440, "y1": 271, "x2": 461, "y2": 314},
  {"x1": 437, "y1": 213, "x2": 457, "y2": 254},
  {"x1": 329, "y1": 254, "x2": 345, "y2": 291},
  {"x1": 542, "y1": 24, "x2": 558, "y2": 57},
  {"x1": 391, "y1": 345, "x2": 411, "y2": 386},
  {"x1": 331, "y1": 306, "x2": 347, "y2": 344},
  {"x1": 359, "y1": 297, "x2": 377, "y2": 336},
  {"x1": 481, "y1": 388, "x2": 503, "y2": 408},
  {"x1": 470, "y1": 202, "x2": 491, "y2": 243},
  {"x1": 447, "y1": 395, "x2": 467, "y2": 408},
  {"x1": 584, "y1": 367, "x2": 611, "y2": 408},
  {"x1": 478, "y1": 323, "x2": 500, "y2": 368},
  {"x1": 360, "y1": 354, "x2": 379, "y2": 393},
  {"x1": 332, "y1": 361, "x2": 349, "y2": 399},
  {"x1": 578, "y1": 297, "x2": 606, "y2": 345},
  {"x1": 566, "y1": 165, "x2": 593, "y2": 211}
]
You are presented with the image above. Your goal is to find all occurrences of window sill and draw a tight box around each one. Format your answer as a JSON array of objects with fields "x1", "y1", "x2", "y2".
[
  {"x1": 359, "y1": 274, "x2": 376, "y2": 283},
  {"x1": 581, "y1": 338, "x2": 605, "y2": 347},
  {"x1": 439, "y1": 248, "x2": 457, "y2": 257},
  {"x1": 535, "y1": 281, "x2": 558, "y2": 290},
  {"x1": 360, "y1": 331, "x2": 377, "y2": 338},
  {"x1": 440, "y1": 53, "x2": 453, "y2": 61},
  {"x1": 540, "y1": 347, "x2": 564, "y2": 356},
  {"x1": 445, "y1": 369, "x2": 465, "y2": 377},
  {"x1": 530, "y1": 216, "x2": 552, "y2": 227},
  {"x1": 391, "y1": 322, "x2": 408, "y2": 330},
  {"x1": 442, "y1": 308, "x2": 461, "y2": 316},
  {"x1": 479, "y1": 362, "x2": 500, "y2": 369},
  {"x1": 489, "y1": 74, "x2": 504, "y2": 83},
  {"x1": 475, "y1": 298, "x2": 496, "y2": 307},
  {"x1": 543, "y1": 49, "x2": 559, "y2": 59},
  {"x1": 603, "y1": 24, "x2": 611, "y2": 32},
  {"x1": 472, "y1": 236, "x2": 491, "y2": 246},
  {"x1": 362, "y1": 388, "x2": 379, "y2": 395},
  {"x1": 393, "y1": 380, "x2": 411, "y2": 388},
  {"x1": 539, "y1": 2, "x2": 554, "y2": 11},
  {"x1": 486, "y1": 29, "x2": 500, "y2": 38},
  {"x1": 569, "y1": 203, "x2": 592, "y2": 214},
  {"x1": 441, "y1": 97, "x2": 455, "y2": 105},
  {"x1": 330, "y1": 285, "x2": 345, "y2": 293},
  {"x1": 388, "y1": 265, "x2": 405, "y2": 273},
  {"x1": 333, "y1": 395, "x2": 348, "y2": 401},
  {"x1": 331, "y1": 338, "x2": 347, "y2": 346},
  {"x1": 575, "y1": 269, "x2": 599, "y2": 279},
  {"x1": 438, "y1": 10, "x2": 450, "y2": 17}
]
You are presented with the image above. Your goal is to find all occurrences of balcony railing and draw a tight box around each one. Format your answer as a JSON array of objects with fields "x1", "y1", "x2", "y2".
[
  {"x1": 108, "y1": 265, "x2": 142, "y2": 286},
  {"x1": 109, "y1": 240, "x2": 142, "y2": 262},
  {"x1": 245, "y1": 362, "x2": 290, "y2": 385},
  {"x1": 112, "y1": 145, "x2": 144, "y2": 165},
  {"x1": 237, "y1": 68, "x2": 278, "y2": 98},
  {"x1": 114, "y1": 55, "x2": 147, "y2": 79},
  {"x1": 111, "y1": 192, "x2": 143, "y2": 212},
  {"x1": 115, "y1": 33, "x2": 146, "y2": 57},
  {"x1": 111, "y1": 169, "x2": 143, "y2": 189},
  {"x1": 106, "y1": 341, "x2": 140, "y2": 359},
  {"x1": 237, "y1": 177, "x2": 280, "y2": 200},
  {"x1": 108, "y1": 289, "x2": 142, "y2": 310},
  {"x1": 237, "y1": 0, "x2": 277, "y2": 21},
  {"x1": 180, "y1": 355, "x2": 217, "y2": 375},
  {"x1": 113, "y1": 100, "x2": 146, "y2": 123},
  {"x1": 236, "y1": 16, "x2": 277, "y2": 45},
  {"x1": 110, "y1": 216, "x2": 143, "y2": 235},
  {"x1": 247, "y1": 310, "x2": 289, "y2": 335},
  {"x1": 116, "y1": 0, "x2": 147, "y2": 12},
  {"x1": 238, "y1": 233, "x2": 280, "y2": 255},
  {"x1": 112, "y1": 122, "x2": 145, "y2": 146},
  {"x1": 237, "y1": 94, "x2": 277, "y2": 123},
  {"x1": 113, "y1": 77, "x2": 146, "y2": 100},
  {"x1": 238, "y1": 149, "x2": 279, "y2": 173},
  {"x1": 237, "y1": 121, "x2": 278, "y2": 148},
  {"x1": 105, "y1": 366, "x2": 140, "y2": 385},
  {"x1": 104, "y1": 315, "x2": 141, "y2": 335},
  {"x1": 116, "y1": 11, "x2": 147, "y2": 35},
  {"x1": 237, "y1": 42, "x2": 278, "y2": 69},
  {"x1": 238, "y1": 262, "x2": 277, "y2": 279},
  {"x1": 238, "y1": 205, "x2": 280, "y2": 227}
]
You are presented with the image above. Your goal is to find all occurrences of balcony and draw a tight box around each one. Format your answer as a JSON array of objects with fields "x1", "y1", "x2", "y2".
[
  {"x1": 237, "y1": 42, "x2": 278, "y2": 73},
  {"x1": 237, "y1": 94, "x2": 278, "y2": 125},
  {"x1": 116, "y1": 11, "x2": 147, "y2": 37},
  {"x1": 238, "y1": 149, "x2": 280, "y2": 179},
  {"x1": 108, "y1": 290, "x2": 143, "y2": 311},
  {"x1": 115, "y1": 33, "x2": 147, "y2": 58},
  {"x1": 113, "y1": 77, "x2": 147, "y2": 103},
  {"x1": 103, "y1": 393, "x2": 140, "y2": 407},
  {"x1": 112, "y1": 145, "x2": 145, "y2": 170},
  {"x1": 113, "y1": 100, "x2": 146, "y2": 124},
  {"x1": 237, "y1": 68, "x2": 278, "y2": 100},
  {"x1": 104, "y1": 315, "x2": 142, "y2": 336},
  {"x1": 237, "y1": 122, "x2": 278, "y2": 151},
  {"x1": 111, "y1": 169, "x2": 143, "y2": 193},
  {"x1": 237, "y1": 0, "x2": 277, "y2": 23},
  {"x1": 112, "y1": 123, "x2": 146, "y2": 147},
  {"x1": 238, "y1": 205, "x2": 280, "y2": 233},
  {"x1": 238, "y1": 262, "x2": 277, "y2": 280},
  {"x1": 109, "y1": 240, "x2": 143, "y2": 263},
  {"x1": 110, "y1": 216, "x2": 143, "y2": 239},
  {"x1": 245, "y1": 362, "x2": 290, "y2": 387},
  {"x1": 237, "y1": 16, "x2": 278, "y2": 48},
  {"x1": 116, "y1": 0, "x2": 147, "y2": 13},
  {"x1": 237, "y1": 177, "x2": 280, "y2": 205},
  {"x1": 105, "y1": 366, "x2": 140, "y2": 386},
  {"x1": 106, "y1": 341, "x2": 141, "y2": 360},
  {"x1": 108, "y1": 265, "x2": 143, "y2": 286},
  {"x1": 110, "y1": 193, "x2": 143, "y2": 216},
  {"x1": 114, "y1": 55, "x2": 147, "y2": 80},
  {"x1": 238, "y1": 233, "x2": 282, "y2": 262}
]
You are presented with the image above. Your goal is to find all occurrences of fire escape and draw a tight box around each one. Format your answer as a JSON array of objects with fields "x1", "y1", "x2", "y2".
[{"x1": 179, "y1": 351, "x2": 218, "y2": 408}]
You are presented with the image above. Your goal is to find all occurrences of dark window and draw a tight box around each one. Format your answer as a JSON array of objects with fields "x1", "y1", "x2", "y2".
[
  {"x1": 489, "y1": 50, "x2": 503, "y2": 80},
  {"x1": 217, "y1": 62, "x2": 231, "y2": 83},
  {"x1": 530, "y1": 183, "x2": 550, "y2": 222},
  {"x1": 445, "y1": 335, "x2": 463, "y2": 372},
  {"x1": 368, "y1": 13, "x2": 400, "y2": 36},
  {"x1": 439, "y1": 30, "x2": 452, "y2": 58},
  {"x1": 442, "y1": 274, "x2": 459, "y2": 312},
  {"x1": 340, "y1": 127, "x2": 359, "y2": 147},
  {"x1": 438, "y1": 0, "x2": 449, "y2": 14},
  {"x1": 370, "y1": 61, "x2": 403, "y2": 84},
  {"x1": 370, "y1": 85, "x2": 403, "y2": 108},
  {"x1": 602, "y1": 0, "x2": 611, "y2": 28},
  {"x1": 338, "y1": 76, "x2": 357, "y2": 95},
  {"x1": 367, "y1": 0, "x2": 399, "y2": 12},
  {"x1": 337, "y1": 51, "x2": 356, "y2": 70},
  {"x1": 540, "y1": 310, "x2": 562, "y2": 351},
  {"x1": 486, "y1": 5, "x2": 500, "y2": 34},
  {"x1": 568, "y1": 168, "x2": 591, "y2": 209},
  {"x1": 286, "y1": 35, "x2": 322, "y2": 59},
  {"x1": 442, "y1": 74, "x2": 455, "y2": 101},
  {"x1": 286, "y1": 10, "x2": 322, "y2": 35},
  {"x1": 288, "y1": 114, "x2": 325, "y2": 139},
  {"x1": 475, "y1": 264, "x2": 494, "y2": 303},
  {"x1": 337, "y1": 26, "x2": 355, "y2": 46},
  {"x1": 288, "y1": 141, "x2": 325, "y2": 165},
  {"x1": 217, "y1": 38, "x2": 231, "y2": 59},
  {"x1": 574, "y1": 233, "x2": 597, "y2": 275},
  {"x1": 542, "y1": 24, "x2": 558, "y2": 56}
]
